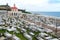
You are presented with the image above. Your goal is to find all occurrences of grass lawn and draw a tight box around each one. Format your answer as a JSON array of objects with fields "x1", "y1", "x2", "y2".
[
  {"x1": 26, "y1": 28, "x2": 40, "y2": 40},
  {"x1": 0, "y1": 27, "x2": 41, "y2": 40},
  {"x1": 0, "y1": 27, "x2": 58, "y2": 40},
  {"x1": 15, "y1": 33, "x2": 28, "y2": 40},
  {"x1": 32, "y1": 31, "x2": 40, "y2": 40},
  {"x1": 15, "y1": 28, "x2": 28, "y2": 40},
  {"x1": 0, "y1": 29, "x2": 7, "y2": 33}
]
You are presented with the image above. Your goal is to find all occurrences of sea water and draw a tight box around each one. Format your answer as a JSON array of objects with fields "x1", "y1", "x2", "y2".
[{"x1": 32, "y1": 12, "x2": 60, "y2": 17}]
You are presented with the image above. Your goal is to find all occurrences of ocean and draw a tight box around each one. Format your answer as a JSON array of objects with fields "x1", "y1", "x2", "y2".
[{"x1": 31, "y1": 12, "x2": 60, "y2": 17}]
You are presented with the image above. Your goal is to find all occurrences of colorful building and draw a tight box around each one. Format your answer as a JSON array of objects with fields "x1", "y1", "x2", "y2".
[
  {"x1": 8, "y1": 4, "x2": 22, "y2": 17},
  {"x1": 0, "y1": 3, "x2": 31, "y2": 17}
]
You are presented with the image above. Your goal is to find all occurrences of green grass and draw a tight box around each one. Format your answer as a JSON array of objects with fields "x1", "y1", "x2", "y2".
[
  {"x1": 26, "y1": 28, "x2": 30, "y2": 33},
  {"x1": 15, "y1": 33, "x2": 28, "y2": 40},
  {"x1": 32, "y1": 36, "x2": 37, "y2": 40},
  {"x1": 32, "y1": 31, "x2": 40, "y2": 40},
  {"x1": 7, "y1": 31, "x2": 14, "y2": 35},
  {"x1": 15, "y1": 28, "x2": 28, "y2": 40},
  {"x1": 34, "y1": 31, "x2": 40, "y2": 35},
  {"x1": 0, "y1": 29, "x2": 7, "y2": 33},
  {"x1": 7, "y1": 30, "x2": 28, "y2": 40},
  {"x1": 16, "y1": 28, "x2": 38, "y2": 40},
  {"x1": 26, "y1": 28, "x2": 40, "y2": 40}
]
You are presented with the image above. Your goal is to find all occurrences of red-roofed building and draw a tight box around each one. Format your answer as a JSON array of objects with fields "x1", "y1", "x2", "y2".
[
  {"x1": 11, "y1": 4, "x2": 18, "y2": 11},
  {"x1": 8, "y1": 4, "x2": 22, "y2": 17}
]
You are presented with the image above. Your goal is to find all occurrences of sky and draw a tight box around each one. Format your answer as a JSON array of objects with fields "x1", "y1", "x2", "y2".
[{"x1": 0, "y1": 0, "x2": 60, "y2": 12}]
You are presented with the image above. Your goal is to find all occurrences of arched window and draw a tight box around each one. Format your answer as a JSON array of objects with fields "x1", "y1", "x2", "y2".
[
  {"x1": 12, "y1": 13, "x2": 17, "y2": 16},
  {"x1": 16, "y1": 13, "x2": 17, "y2": 15},
  {"x1": 12, "y1": 13, "x2": 13, "y2": 15},
  {"x1": 14, "y1": 13, "x2": 15, "y2": 15}
]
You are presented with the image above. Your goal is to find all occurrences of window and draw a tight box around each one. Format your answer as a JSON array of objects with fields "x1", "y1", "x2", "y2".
[
  {"x1": 15, "y1": 13, "x2": 17, "y2": 15},
  {"x1": 14, "y1": 13, "x2": 15, "y2": 15},
  {"x1": 12, "y1": 13, "x2": 13, "y2": 15},
  {"x1": 14, "y1": 13, "x2": 17, "y2": 16}
]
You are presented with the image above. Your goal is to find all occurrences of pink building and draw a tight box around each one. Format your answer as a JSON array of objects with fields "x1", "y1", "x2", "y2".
[
  {"x1": 8, "y1": 4, "x2": 22, "y2": 17},
  {"x1": 11, "y1": 4, "x2": 18, "y2": 12}
]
